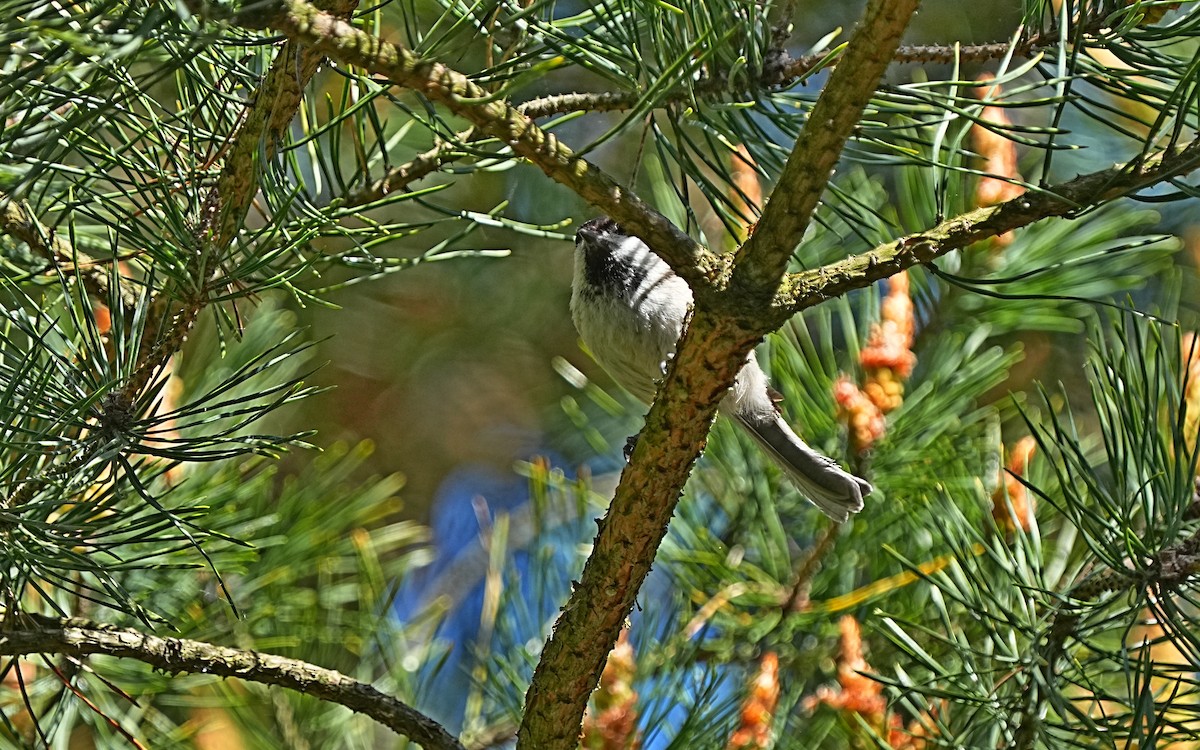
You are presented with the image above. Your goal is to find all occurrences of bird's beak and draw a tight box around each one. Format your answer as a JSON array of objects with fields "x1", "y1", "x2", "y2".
[{"x1": 575, "y1": 225, "x2": 600, "y2": 244}]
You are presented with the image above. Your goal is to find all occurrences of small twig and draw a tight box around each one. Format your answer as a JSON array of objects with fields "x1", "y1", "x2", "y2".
[
  {"x1": 124, "y1": 0, "x2": 362, "y2": 405},
  {"x1": 515, "y1": 25, "x2": 1105, "y2": 121},
  {"x1": 343, "y1": 128, "x2": 480, "y2": 207},
  {"x1": 336, "y1": 22, "x2": 1109, "y2": 203},
  {"x1": 516, "y1": 91, "x2": 649, "y2": 120},
  {"x1": 783, "y1": 524, "x2": 841, "y2": 613},
  {"x1": 0, "y1": 614, "x2": 465, "y2": 750}
]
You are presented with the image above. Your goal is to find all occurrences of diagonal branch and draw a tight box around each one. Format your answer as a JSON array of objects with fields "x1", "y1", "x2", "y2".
[
  {"x1": 230, "y1": 0, "x2": 718, "y2": 290},
  {"x1": 732, "y1": 0, "x2": 920, "y2": 300},
  {"x1": 331, "y1": 13, "x2": 1112, "y2": 214},
  {"x1": 123, "y1": 0, "x2": 361, "y2": 405},
  {"x1": 341, "y1": 28, "x2": 1091, "y2": 201},
  {"x1": 6, "y1": 0, "x2": 360, "y2": 524},
  {"x1": 342, "y1": 128, "x2": 480, "y2": 207},
  {"x1": 776, "y1": 136, "x2": 1200, "y2": 320},
  {"x1": 516, "y1": 27, "x2": 1100, "y2": 121},
  {"x1": 0, "y1": 614, "x2": 464, "y2": 750}
]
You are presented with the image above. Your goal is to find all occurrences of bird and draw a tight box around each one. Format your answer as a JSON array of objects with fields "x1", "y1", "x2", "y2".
[{"x1": 569, "y1": 216, "x2": 871, "y2": 522}]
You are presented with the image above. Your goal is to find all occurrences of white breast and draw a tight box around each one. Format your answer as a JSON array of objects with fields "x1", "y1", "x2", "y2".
[{"x1": 570, "y1": 235, "x2": 693, "y2": 404}]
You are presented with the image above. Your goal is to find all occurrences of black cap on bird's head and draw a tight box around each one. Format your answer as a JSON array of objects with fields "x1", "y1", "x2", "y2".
[
  {"x1": 574, "y1": 216, "x2": 652, "y2": 294},
  {"x1": 575, "y1": 216, "x2": 623, "y2": 245}
]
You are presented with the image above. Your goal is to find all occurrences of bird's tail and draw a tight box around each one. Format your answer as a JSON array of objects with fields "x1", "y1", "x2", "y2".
[{"x1": 736, "y1": 413, "x2": 871, "y2": 522}]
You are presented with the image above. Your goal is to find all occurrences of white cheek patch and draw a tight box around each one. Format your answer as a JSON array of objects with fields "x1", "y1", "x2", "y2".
[{"x1": 618, "y1": 235, "x2": 647, "y2": 257}]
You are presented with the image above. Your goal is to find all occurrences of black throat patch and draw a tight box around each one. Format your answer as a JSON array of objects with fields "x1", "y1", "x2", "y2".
[{"x1": 581, "y1": 231, "x2": 651, "y2": 297}]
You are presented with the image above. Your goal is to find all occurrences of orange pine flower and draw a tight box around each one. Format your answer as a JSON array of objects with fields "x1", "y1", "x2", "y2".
[
  {"x1": 727, "y1": 651, "x2": 781, "y2": 750},
  {"x1": 731, "y1": 145, "x2": 762, "y2": 217},
  {"x1": 972, "y1": 74, "x2": 1025, "y2": 247},
  {"x1": 859, "y1": 271, "x2": 917, "y2": 413},
  {"x1": 993, "y1": 436, "x2": 1038, "y2": 533},
  {"x1": 834, "y1": 376, "x2": 886, "y2": 453},
  {"x1": 582, "y1": 629, "x2": 641, "y2": 750},
  {"x1": 724, "y1": 144, "x2": 764, "y2": 246},
  {"x1": 805, "y1": 617, "x2": 941, "y2": 748},
  {"x1": 93, "y1": 302, "x2": 112, "y2": 336},
  {"x1": 803, "y1": 616, "x2": 885, "y2": 737},
  {"x1": 1, "y1": 659, "x2": 36, "y2": 691},
  {"x1": 887, "y1": 705, "x2": 940, "y2": 750},
  {"x1": 972, "y1": 74, "x2": 1025, "y2": 207},
  {"x1": 835, "y1": 271, "x2": 916, "y2": 448},
  {"x1": 805, "y1": 616, "x2": 887, "y2": 720}
]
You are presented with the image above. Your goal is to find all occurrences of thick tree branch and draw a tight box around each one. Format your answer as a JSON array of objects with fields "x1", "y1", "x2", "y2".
[
  {"x1": 516, "y1": 1, "x2": 918, "y2": 747},
  {"x1": 232, "y1": 0, "x2": 719, "y2": 291},
  {"x1": 517, "y1": 307, "x2": 758, "y2": 750},
  {"x1": 220, "y1": 3, "x2": 1200, "y2": 748},
  {"x1": 0, "y1": 615, "x2": 463, "y2": 750}
]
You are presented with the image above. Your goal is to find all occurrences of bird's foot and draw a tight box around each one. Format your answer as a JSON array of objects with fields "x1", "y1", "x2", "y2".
[{"x1": 623, "y1": 433, "x2": 639, "y2": 461}]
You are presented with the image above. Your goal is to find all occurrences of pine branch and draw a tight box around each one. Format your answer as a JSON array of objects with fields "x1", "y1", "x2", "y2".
[
  {"x1": 777, "y1": 136, "x2": 1200, "y2": 322},
  {"x1": 783, "y1": 523, "x2": 841, "y2": 613},
  {"x1": 1013, "y1": 528, "x2": 1200, "y2": 748},
  {"x1": 216, "y1": 5, "x2": 1200, "y2": 748},
  {"x1": 0, "y1": 193, "x2": 136, "y2": 312},
  {"x1": 733, "y1": 0, "x2": 921, "y2": 297},
  {"x1": 517, "y1": 91, "x2": 653, "y2": 120},
  {"x1": 767, "y1": 13, "x2": 1112, "y2": 91},
  {"x1": 0, "y1": 614, "x2": 464, "y2": 750},
  {"x1": 1, "y1": 0, "x2": 361, "y2": 515},
  {"x1": 345, "y1": 29, "x2": 1093, "y2": 198},
  {"x1": 228, "y1": 0, "x2": 718, "y2": 290},
  {"x1": 122, "y1": 0, "x2": 360, "y2": 404},
  {"x1": 343, "y1": 127, "x2": 479, "y2": 207},
  {"x1": 516, "y1": 27, "x2": 1102, "y2": 120}
]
